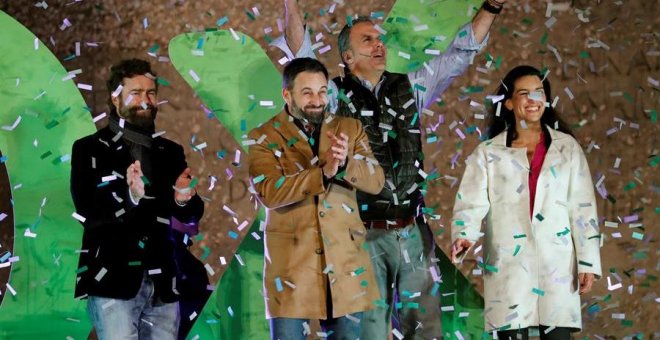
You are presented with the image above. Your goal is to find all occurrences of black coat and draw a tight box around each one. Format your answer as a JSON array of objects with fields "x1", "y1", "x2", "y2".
[{"x1": 70, "y1": 127, "x2": 204, "y2": 302}]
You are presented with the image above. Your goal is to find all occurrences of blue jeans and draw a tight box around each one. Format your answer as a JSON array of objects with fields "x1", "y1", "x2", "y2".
[
  {"x1": 270, "y1": 312, "x2": 363, "y2": 340},
  {"x1": 87, "y1": 276, "x2": 179, "y2": 340},
  {"x1": 361, "y1": 221, "x2": 442, "y2": 339}
]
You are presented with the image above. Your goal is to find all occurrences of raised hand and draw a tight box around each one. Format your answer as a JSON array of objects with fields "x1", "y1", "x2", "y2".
[
  {"x1": 127, "y1": 160, "x2": 145, "y2": 202},
  {"x1": 451, "y1": 238, "x2": 473, "y2": 263},
  {"x1": 322, "y1": 131, "x2": 349, "y2": 178},
  {"x1": 174, "y1": 167, "x2": 196, "y2": 204}
]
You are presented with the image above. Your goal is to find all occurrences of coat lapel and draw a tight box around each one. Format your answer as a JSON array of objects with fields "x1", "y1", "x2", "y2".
[
  {"x1": 532, "y1": 127, "x2": 569, "y2": 219},
  {"x1": 272, "y1": 110, "x2": 314, "y2": 162}
]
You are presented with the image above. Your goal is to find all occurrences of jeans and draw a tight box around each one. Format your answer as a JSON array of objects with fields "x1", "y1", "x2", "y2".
[
  {"x1": 360, "y1": 221, "x2": 442, "y2": 339},
  {"x1": 87, "y1": 275, "x2": 179, "y2": 340},
  {"x1": 270, "y1": 312, "x2": 363, "y2": 340},
  {"x1": 496, "y1": 326, "x2": 571, "y2": 340}
]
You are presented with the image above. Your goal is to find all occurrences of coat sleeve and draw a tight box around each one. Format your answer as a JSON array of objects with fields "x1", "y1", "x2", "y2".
[
  {"x1": 567, "y1": 141, "x2": 602, "y2": 278},
  {"x1": 451, "y1": 144, "x2": 490, "y2": 243},
  {"x1": 248, "y1": 129, "x2": 325, "y2": 209},
  {"x1": 70, "y1": 138, "x2": 115, "y2": 234},
  {"x1": 169, "y1": 143, "x2": 204, "y2": 224},
  {"x1": 342, "y1": 119, "x2": 385, "y2": 195}
]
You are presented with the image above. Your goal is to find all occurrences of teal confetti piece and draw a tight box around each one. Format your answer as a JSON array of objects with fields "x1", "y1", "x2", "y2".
[
  {"x1": 455, "y1": 220, "x2": 464, "y2": 226},
  {"x1": 45, "y1": 120, "x2": 59, "y2": 129},
  {"x1": 253, "y1": 174, "x2": 265, "y2": 184},
  {"x1": 201, "y1": 246, "x2": 211, "y2": 261},
  {"x1": 228, "y1": 231, "x2": 239, "y2": 239},
  {"x1": 217, "y1": 150, "x2": 226, "y2": 159},
  {"x1": 431, "y1": 282, "x2": 440, "y2": 296},
  {"x1": 632, "y1": 232, "x2": 644, "y2": 240},
  {"x1": 535, "y1": 213, "x2": 544, "y2": 221},
  {"x1": 274, "y1": 176, "x2": 285, "y2": 189},
  {"x1": 128, "y1": 261, "x2": 142, "y2": 266},
  {"x1": 240, "y1": 119, "x2": 247, "y2": 131},
  {"x1": 353, "y1": 267, "x2": 365, "y2": 276},
  {"x1": 411, "y1": 112, "x2": 418, "y2": 126},
  {"x1": 361, "y1": 204, "x2": 368, "y2": 211},
  {"x1": 138, "y1": 240, "x2": 145, "y2": 249},
  {"x1": 458, "y1": 29, "x2": 468, "y2": 38},
  {"x1": 360, "y1": 280, "x2": 368, "y2": 287},
  {"x1": 587, "y1": 303, "x2": 601, "y2": 314},
  {"x1": 286, "y1": 137, "x2": 298, "y2": 147},
  {"x1": 513, "y1": 244, "x2": 521, "y2": 256},
  {"x1": 196, "y1": 37, "x2": 204, "y2": 50},
  {"x1": 156, "y1": 77, "x2": 170, "y2": 86},
  {"x1": 578, "y1": 260, "x2": 593, "y2": 267},
  {"x1": 275, "y1": 277, "x2": 283, "y2": 292},
  {"x1": 556, "y1": 227, "x2": 570, "y2": 237},
  {"x1": 40, "y1": 151, "x2": 52, "y2": 159},
  {"x1": 513, "y1": 234, "x2": 527, "y2": 239},
  {"x1": 322, "y1": 200, "x2": 332, "y2": 209},
  {"x1": 413, "y1": 83, "x2": 426, "y2": 92},
  {"x1": 188, "y1": 177, "x2": 198, "y2": 189},
  {"x1": 623, "y1": 181, "x2": 637, "y2": 191},
  {"x1": 141, "y1": 175, "x2": 151, "y2": 186},
  {"x1": 75, "y1": 266, "x2": 88, "y2": 274},
  {"x1": 550, "y1": 166, "x2": 557, "y2": 178},
  {"x1": 426, "y1": 135, "x2": 438, "y2": 143},
  {"x1": 216, "y1": 16, "x2": 228, "y2": 26},
  {"x1": 406, "y1": 302, "x2": 419, "y2": 309},
  {"x1": 532, "y1": 288, "x2": 545, "y2": 296}
]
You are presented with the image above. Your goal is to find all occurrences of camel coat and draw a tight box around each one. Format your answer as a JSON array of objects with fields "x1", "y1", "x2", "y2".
[
  {"x1": 451, "y1": 127, "x2": 602, "y2": 331},
  {"x1": 248, "y1": 110, "x2": 384, "y2": 319}
]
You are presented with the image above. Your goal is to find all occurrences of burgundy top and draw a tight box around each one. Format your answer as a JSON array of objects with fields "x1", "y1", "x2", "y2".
[{"x1": 528, "y1": 132, "x2": 547, "y2": 218}]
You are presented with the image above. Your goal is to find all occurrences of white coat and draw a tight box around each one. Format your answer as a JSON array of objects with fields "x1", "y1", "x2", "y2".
[{"x1": 451, "y1": 127, "x2": 602, "y2": 331}]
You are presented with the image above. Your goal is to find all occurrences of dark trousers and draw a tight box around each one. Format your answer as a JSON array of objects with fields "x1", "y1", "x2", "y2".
[{"x1": 497, "y1": 326, "x2": 571, "y2": 340}]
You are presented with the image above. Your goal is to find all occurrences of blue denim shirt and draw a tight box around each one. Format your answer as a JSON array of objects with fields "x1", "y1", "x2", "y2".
[{"x1": 271, "y1": 22, "x2": 488, "y2": 113}]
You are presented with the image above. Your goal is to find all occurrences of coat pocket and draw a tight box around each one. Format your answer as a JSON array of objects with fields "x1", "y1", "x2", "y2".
[{"x1": 264, "y1": 230, "x2": 297, "y2": 275}]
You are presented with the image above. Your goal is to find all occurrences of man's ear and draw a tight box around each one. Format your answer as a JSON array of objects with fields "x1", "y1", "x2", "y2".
[
  {"x1": 111, "y1": 95, "x2": 121, "y2": 113},
  {"x1": 282, "y1": 87, "x2": 291, "y2": 106},
  {"x1": 343, "y1": 50, "x2": 353, "y2": 64}
]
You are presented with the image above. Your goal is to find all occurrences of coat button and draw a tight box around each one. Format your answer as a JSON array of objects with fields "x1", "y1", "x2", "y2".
[
  {"x1": 315, "y1": 248, "x2": 324, "y2": 255},
  {"x1": 350, "y1": 177, "x2": 357, "y2": 183},
  {"x1": 319, "y1": 211, "x2": 325, "y2": 217}
]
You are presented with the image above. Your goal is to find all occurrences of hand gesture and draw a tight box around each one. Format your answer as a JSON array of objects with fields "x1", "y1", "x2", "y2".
[
  {"x1": 322, "y1": 132, "x2": 348, "y2": 178},
  {"x1": 578, "y1": 273, "x2": 595, "y2": 294},
  {"x1": 174, "y1": 168, "x2": 196, "y2": 204},
  {"x1": 127, "y1": 161, "x2": 145, "y2": 202},
  {"x1": 451, "y1": 238, "x2": 473, "y2": 263}
]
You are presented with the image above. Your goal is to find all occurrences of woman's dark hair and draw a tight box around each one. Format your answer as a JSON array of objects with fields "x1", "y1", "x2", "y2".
[
  {"x1": 487, "y1": 65, "x2": 573, "y2": 143},
  {"x1": 106, "y1": 58, "x2": 158, "y2": 118}
]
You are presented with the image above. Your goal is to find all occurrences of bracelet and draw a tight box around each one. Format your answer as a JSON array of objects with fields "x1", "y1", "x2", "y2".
[{"x1": 482, "y1": 0, "x2": 503, "y2": 15}]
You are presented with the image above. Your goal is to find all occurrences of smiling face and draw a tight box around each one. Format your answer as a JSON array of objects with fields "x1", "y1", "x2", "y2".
[
  {"x1": 283, "y1": 71, "x2": 328, "y2": 124},
  {"x1": 111, "y1": 74, "x2": 158, "y2": 129},
  {"x1": 505, "y1": 75, "x2": 546, "y2": 125},
  {"x1": 344, "y1": 21, "x2": 387, "y2": 76}
]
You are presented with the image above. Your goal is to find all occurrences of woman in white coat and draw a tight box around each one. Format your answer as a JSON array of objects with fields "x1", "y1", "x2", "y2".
[{"x1": 450, "y1": 65, "x2": 602, "y2": 339}]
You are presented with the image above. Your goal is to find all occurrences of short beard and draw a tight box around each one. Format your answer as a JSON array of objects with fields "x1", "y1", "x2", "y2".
[
  {"x1": 117, "y1": 103, "x2": 158, "y2": 130},
  {"x1": 290, "y1": 100, "x2": 325, "y2": 125}
]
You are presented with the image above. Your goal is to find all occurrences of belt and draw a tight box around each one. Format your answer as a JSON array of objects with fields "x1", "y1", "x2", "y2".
[{"x1": 363, "y1": 216, "x2": 415, "y2": 229}]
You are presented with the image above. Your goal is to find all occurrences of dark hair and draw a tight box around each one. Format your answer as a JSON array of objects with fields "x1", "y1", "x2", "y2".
[
  {"x1": 487, "y1": 65, "x2": 573, "y2": 142},
  {"x1": 338, "y1": 16, "x2": 375, "y2": 65},
  {"x1": 282, "y1": 57, "x2": 329, "y2": 90},
  {"x1": 106, "y1": 58, "x2": 158, "y2": 118}
]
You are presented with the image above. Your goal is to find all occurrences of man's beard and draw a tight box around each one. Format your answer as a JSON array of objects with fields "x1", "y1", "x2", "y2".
[
  {"x1": 290, "y1": 99, "x2": 326, "y2": 125},
  {"x1": 118, "y1": 102, "x2": 158, "y2": 130}
]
